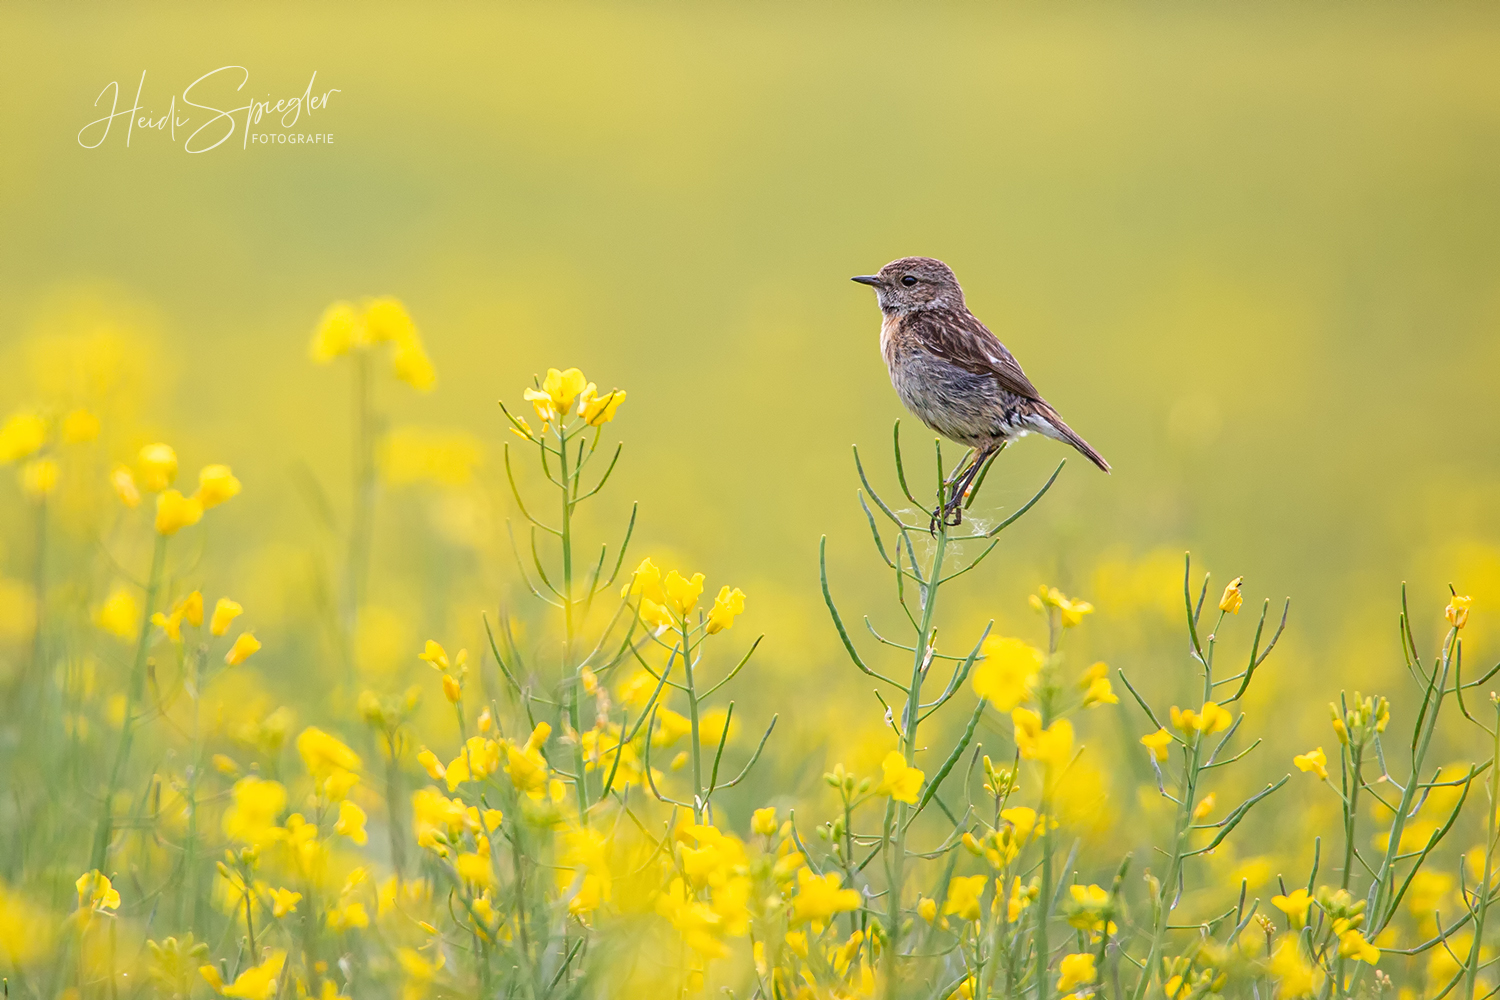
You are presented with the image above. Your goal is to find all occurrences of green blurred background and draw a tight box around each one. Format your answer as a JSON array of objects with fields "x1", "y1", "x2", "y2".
[{"x1": 2, "y1": 2, "x2": 1499, "y2": 811}]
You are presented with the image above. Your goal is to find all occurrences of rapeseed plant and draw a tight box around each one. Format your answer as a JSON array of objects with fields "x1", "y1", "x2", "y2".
[{"x1": 0, "y1": 305, "x2": 1496, "y2": 1000}]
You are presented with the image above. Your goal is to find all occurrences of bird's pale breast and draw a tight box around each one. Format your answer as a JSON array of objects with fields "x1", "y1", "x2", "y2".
[{"x1": 883, "y1": 321, "x2": 1032, "y2": 449}]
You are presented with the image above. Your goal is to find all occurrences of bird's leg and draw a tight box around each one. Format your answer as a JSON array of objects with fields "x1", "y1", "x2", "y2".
[
  {"x1": 940, "y1": 446, "x2": 997, "y2": 527},
  {"x1": 933, "y1": 449, "x2": 978, "y2": 532}
]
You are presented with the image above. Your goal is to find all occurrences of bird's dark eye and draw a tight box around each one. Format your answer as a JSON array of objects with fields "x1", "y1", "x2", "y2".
[{"x1": 901, "y1": 275, "x2": 917, "y2": 286}]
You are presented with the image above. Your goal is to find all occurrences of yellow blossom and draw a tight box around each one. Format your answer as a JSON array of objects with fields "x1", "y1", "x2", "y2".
[
  {"x1": 20, "y1": 458, "x2": 58, "y2": 498},
  {"x1": 1140, "y1": 728, "x2": 1172, "y2": 762},
  {"x1": 1012, "y1": 709, "x2": 1074, "y2": 768},
  {"x1": 336, "y1": 800, "x2": 368, "y2": 845},
  {"x1": 1030, "y1": 585, "x2": 1094, "y2": 627},
  {"x1": 1058, "y1": 953, "x2": 1097, "y2": 991},
  {"x1": 268, "y1": 887, "x2": 301, "y2": 917},
  {"x1": 225, "y1": 632, "x2": 262, "y2": 666},
  {"x1": 622, "y1": 557, "x2": 666, "y2": 604},
  {"x1": 1081, "y1": 674, "x2": 1118, "y2": 708},
  {"x1": 0, "y1": 412, "x2": 47, "y2": 462},
  {"x1": 110, "y1": 465, "x2": 142, "y2": 507},
  {"x1": 97, "y1": 585, "x2": 139, "y2": 640},
  {"x1": 155, "y1": 489, "x2": 203, "y2": 535},
  {"x1": 1272, "y1": 888, "x2": 1313, "y2": 927},
  {"x1": 137, "y1": 443, "x2": 178, "y2": 492},
  {"x1": 1339, "y1": 928, "x2": 1380, "y2": 964},
  {"x1": 706, "y1": 585, "x2": 746, "y2": 634},
  {"x1": 210, "y1": 598, "x2": 242, "y2": 636},
  {"x1": 663, "y1": 570, "x2": 705, "y2": 617},
  {"x1": 297, "y1": 726, "x2": 361, "y2": 782},
  {"x1": 789, "y1": 867, "x2": 861, "y2": 924},
  {"x1": 972, "y1": 636, "x2": 1043, "y2": 710},
  {"x1": 1193, "y1": 793, "x2": 1217, "y2": 821},
  {"x1": 1220, "y1": 576, "x2": 1244, "y2": 614},
  {"x1": 417, "y1": 748, "x2": 446, "y2": 781},
  {"x1": 918, "y1": 896, "x2": 938, "y2": 924},
  {"x1": 222, "y1": 776, "x2": 286, "y2": 844},
  {"x1": 392, "y1": 338, "x2": 436, "y2": 391},
  {"x1": 943, "y1": 874, "x2": 988, "y2": 921},
  {"x1": 456, "y1": 851, "x2": 495, "y2": 888},
  {"x1": 1447, "y1": 595, "x2": 1472, "y2": 629},
  {"x1": 1294, "y1": 747, "x2": 1328, "y2": 780},
  {"x1": 220, "y1": 949, "x2": 285, "y2": 999},
  {"x1": 752, "y1": 807, "x2": 778, "y2": 837},
  {"x1": 181, "y1": 590, "x2": 203, "y2": 627},
  {"x1": 196, "y1": 465, "x2": 241, "y2": 509},
  {"x1": 1170, "y1": 701, "x2": 1231, "y2": 735},
  {"x1": 578, "y1": 383, "x2": 627, "y2": 426},
  {"x1": 310, "y1": 302, "x2": 361, "y2": 361},
  {"x1": 60, "y1": 408, "x2": 100, "y2": 443},
  {"x1": 76, "y1": 870, "x2": 120, "y2": 910},
  {"x1": 879, "y1": 750, "x2": 924, "y2": 804}
]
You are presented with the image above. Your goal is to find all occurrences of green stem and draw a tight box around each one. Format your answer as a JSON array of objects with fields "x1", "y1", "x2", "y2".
[
  {"x1": 342, "y1": 347, "x2": 376, "y2": 686},
  {"x1": 91, "y1": 532, "x2": 168, "y2": 870},
  {"x1": 885, "y1": 522, "x2": 948, "y2": 998},
  {"x1": 1465, "y1": 709, "x2": 1500, "y2": 1000},
  {"x1": 557, "y1": 425, "x2": 590, "y2": 820}
]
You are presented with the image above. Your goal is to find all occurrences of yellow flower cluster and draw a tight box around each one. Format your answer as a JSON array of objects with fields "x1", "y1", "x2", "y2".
[{"x1": 309, "y1": 296, "x2": 436, "y2": 390}]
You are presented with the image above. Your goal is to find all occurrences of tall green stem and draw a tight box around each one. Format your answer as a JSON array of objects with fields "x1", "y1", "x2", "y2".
[
  {"x1": 1465, "y1": 706, "x2": 1500, "y2": 1000},
  {"x1": 343, "y1": 348, "x2": 376, "y2": 685},
  {"x1": 92, "y1": 532, "x2": 169, "y2": 870},
  {"x1": 885, "y1": 523, "x2": 948, "y2": 998}
]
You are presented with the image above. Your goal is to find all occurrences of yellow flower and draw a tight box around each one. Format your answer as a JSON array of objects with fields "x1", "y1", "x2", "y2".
[
  {"x1": 97, "y1": 585, "x2": 139, "y2": 640},
  {"x1": 918, "y1": 896, "x2": 938, "y2": 923},
  {"x1": 20, "y1": 458, "x2": 58, "y2": 498},
  {"x1": 1293, "y1": 747, "x2": 1328, "y2": 780},
  {"x1": 1193, "y1": 793, "x2": 1217, "y2": 821},
  {"x1": 706, "y1": 585, "x2": 746, "y2": 634},
  {"x1": 222, "y1": 776, "x2": 286, "y2": 844},
  {"x1": 972, "y1": 636, "x2": 1043, "y2": 710},
  {"x1": 545, "y1": 367, "x2": 589, "y2": 412},
  {"x1": 1013, "y1": 709, "x2": 1074, "y2": 768},
  {"x1": 504, "y1": 722, "x2": 552, "y2": 795},
  {"x1": 336, "y1": 800, "x2": 368, "y2": 845},
  {"x1": 210, "y1": 598, "x2": 243, "y2": 636},
  {"x1": 1081, "y1": 675, "x2": 1118, "y2": 708},
  {"x1": 1447, "y1": 595, "x2": 1472, "y2": 629},
  {"x1": 578, "y1": 383, "x2": 627, "y2": 426},
  {"x1": 457, "y1": 851, "x2": 495, "y2": 888},
  {"x1": 137, "y1": 443, "x2": 178, "y2": 492},
  {"x1": 155, "y1": 489, "x2": 203, "y2": 535},
  {"x1": 418, "y1": 639, "x2": 463, "y2": 672},
  {"x1": 392, "y1": 338, "x2": 437, "y2": 391},
  {"x1": 1058, "y1": 953, "x2": 1097, "y2": 991},
  {"x1": 751, "y1": 807, "x2": 778, "y2": 837},
  {"x1": 297, "y1": 726, "x2": 362, "y2": 781},
  {"x1": 152, "y1": 606, "x2": 185, "y2": 643},
  {"x1": 443, "y1": 674, "x2": 462, "y2": 704},
  {"x1": 225, "y1": 632, "x2": 262, "y2": 666},
  {"x1": 178, "y1": 590, "x2": 203, "y2": 628},
  {"x1": 76, "y1": 870, "x2": 120, "y2": 910},
  {"x1": 363, "y1": 296, "x2": 416, "y2": 344},
  {"x1": 196, "y1": 465, "x2": 241, "y2": 509},
  {"x1": 1338, "y1": 928, "x2": 1380, "y2": 965},
  {"x1": 268, "y1": 887, "x2": 301, "y2": 917},
  {"x1": 943, "y1": 874, "x2": 988, "y2": 921},
  {"x1": 310, "y1": 301, "x2": 361, "y2": 362},
  {"x1": 1169, "y1": 701, "x2": 1231, "y2": 735},
  {"x1": 1220, "y1": 576, "x2": 1244, "y2": 614},
  {"x1": 622, "y1": 557, "x2": 666, "y2": 602},
  {"x1": 1030, "y1": 585, "x2": 1094, "y2": 627},
  {"x1": 1272, "y1": 888, "x2": 1313, "y2": 927},
  {"x1": 663, "y1": 570, "x2": 705, "y2": 617},
  {"x1": 60, "y1": 408, "x2": 100, "y2": 444},
  {"x1": 1138, "y1": 728, "x2": 1172, "y2": 762},
  {"x1": 110, "y1": 465, "x2": 142, "y2": 508},
  {"x1": 416, "y1": 748, "x2": 446, "y2": 781},
  {"x1": 879, "y1": 750, "x2": 924, "y2": 804},
  {"x1": 0, "y1": 412, "x2": 47, "y2": 462},
  {"x1": 220, "y1": 949, "x2": 285, "y2": 999},
  {"x1": 789, "y1": 867, "x2": 861, "y2": 924}
]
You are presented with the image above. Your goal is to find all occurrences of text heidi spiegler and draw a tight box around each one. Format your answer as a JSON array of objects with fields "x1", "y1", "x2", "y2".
[{"x1": 78, "y1": 66, "x2": 341, "y2": 154}]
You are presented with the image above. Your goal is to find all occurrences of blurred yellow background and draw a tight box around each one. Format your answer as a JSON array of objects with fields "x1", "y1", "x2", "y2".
[{"x1": 2, "y1": 3, "x2": 1498, "y2": 797}]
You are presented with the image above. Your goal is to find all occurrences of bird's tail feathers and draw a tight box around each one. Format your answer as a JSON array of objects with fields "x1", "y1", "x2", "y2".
[{"x1": 1035, "y1": 406, "x2": 1111, "y2": 473}]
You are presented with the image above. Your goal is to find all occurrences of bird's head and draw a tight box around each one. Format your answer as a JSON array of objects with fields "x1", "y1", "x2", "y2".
[{"x1": 851, "y1": 257, "x2": 965, "y2": 314}]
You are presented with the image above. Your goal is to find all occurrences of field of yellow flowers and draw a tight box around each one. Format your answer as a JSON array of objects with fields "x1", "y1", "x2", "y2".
[{"x1": 0, "y1": 296, "x2": 1494, "y2": 1000}]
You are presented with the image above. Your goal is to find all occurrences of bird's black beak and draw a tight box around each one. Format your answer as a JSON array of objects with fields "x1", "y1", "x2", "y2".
[{"x1": 851, "y1": 275, "x2": 881, "y2": 286}]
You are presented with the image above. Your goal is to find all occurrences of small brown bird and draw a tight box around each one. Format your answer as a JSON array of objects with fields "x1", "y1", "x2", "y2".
[{"x1": 852, "y1": 256, "x2": 1109, "y2": 526}]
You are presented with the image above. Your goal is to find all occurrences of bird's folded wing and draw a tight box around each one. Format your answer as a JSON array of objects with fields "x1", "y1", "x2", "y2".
[{"x1": 914, "y1": 310, "x2": 1043, "y2": 402}]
